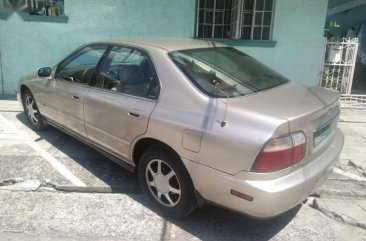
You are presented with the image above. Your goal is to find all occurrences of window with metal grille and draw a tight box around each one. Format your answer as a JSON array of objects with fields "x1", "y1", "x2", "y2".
[
  {"x1": 25, "y1": 0, "x2": 65, "y2": 16},
  {"x1": 196, "y1": 0, "x2": 275, "y2": 40}
]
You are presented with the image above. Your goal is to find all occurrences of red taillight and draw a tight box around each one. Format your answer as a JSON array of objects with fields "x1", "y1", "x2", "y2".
[{"x1": 252, "y1": 132, "x2": 306, "y2": 172}]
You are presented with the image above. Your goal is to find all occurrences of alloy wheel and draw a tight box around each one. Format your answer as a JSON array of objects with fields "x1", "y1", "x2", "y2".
[
  {"x1": 145, "y1": 159, "x2": 181, "y2": 207},
  {"x1": 25, "y1": 95, "x2": 39, "y2": 125}
]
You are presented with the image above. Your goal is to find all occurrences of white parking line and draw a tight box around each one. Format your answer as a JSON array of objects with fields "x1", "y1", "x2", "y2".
[
  {"x1": 28, "y1": 142, "x2": 86, "y2": 186},
  {"x1": 0, "y1": 114, "x2": 86, "y2": 187}
]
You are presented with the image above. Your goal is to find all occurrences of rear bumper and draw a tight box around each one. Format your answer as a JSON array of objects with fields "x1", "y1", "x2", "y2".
[{"x1": 183, "y1": 128, "x2": 344, "y2": 218}]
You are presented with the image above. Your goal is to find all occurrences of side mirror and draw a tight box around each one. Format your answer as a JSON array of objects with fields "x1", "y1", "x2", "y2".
[{"x1": 37, "y1": 67, "x2": 52, "y2": 78}]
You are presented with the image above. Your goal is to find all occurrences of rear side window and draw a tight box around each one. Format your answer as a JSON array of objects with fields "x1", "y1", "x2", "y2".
[{"x1": 169, "y1": 47, "x2": 288, "y2": 98}]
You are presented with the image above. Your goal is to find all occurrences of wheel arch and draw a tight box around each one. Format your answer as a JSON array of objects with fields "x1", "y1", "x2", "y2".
[
  {"x1": 20, "y1": 84, "x2": 31, "y2": 95},
  {"x1": 132, "y1": 137, "x2": 181, "y2": 172},
  {"x1": 19, "y1": 84, "x2": 31, "y2": 106},
  {"x1": 135, "y1": 137, "x2": 199, "y2": 217}
]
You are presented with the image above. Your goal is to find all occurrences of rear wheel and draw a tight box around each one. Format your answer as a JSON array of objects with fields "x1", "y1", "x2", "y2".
[
  {"x1": 138, "y1": 144, "x2": 197, "y2": 218},
  {"x1": 22, "y1": 90, "x2": 47, "y2": 131}
]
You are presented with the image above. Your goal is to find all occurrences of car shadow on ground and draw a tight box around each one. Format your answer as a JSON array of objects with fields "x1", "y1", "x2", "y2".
[
  {"x1": 169, "y1": 205, "x2": 301, "y2": 241},
  {"x1": 16, "y1": 112, "x2": 139, "y2": 191},
  {"x1": 129, "y1": 194, "x2": 301, "y2": 241},
  {"x1": 16, "y1": 112, "x2": 301, "y2": 240}
]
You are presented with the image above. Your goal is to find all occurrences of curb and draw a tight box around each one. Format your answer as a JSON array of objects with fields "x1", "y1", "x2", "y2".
[{"x1": 54, "y1": 185, "x2": 142, "y2": 194}]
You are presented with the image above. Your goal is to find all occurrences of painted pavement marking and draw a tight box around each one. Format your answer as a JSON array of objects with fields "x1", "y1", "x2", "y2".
[{"x1": 0, "y1": 114, "x2": 86, "y2": 187}]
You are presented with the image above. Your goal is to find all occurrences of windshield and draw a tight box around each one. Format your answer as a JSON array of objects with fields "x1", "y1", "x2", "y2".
[{"x1": 169, "y1": 47, "x2": 289, "y2": 98}]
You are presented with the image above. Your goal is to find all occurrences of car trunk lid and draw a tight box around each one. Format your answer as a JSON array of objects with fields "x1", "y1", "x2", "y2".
[{"x1": 230, "y1": 81, "x2": 340, "y2": 166}]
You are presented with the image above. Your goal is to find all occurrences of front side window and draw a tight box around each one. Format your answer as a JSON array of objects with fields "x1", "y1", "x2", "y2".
[
  {"x1": 169, "y1": 47, "x2": 288, "y2": 98},
  {"x1": 55, "y1": 45, "x2": 108, "y2": 85},
  {"x1": 196, "y1": 0, "x2": 275, "y2": 40},
  {"x1": 96, "y1": 46, "x2": 160, "y2": 99}
]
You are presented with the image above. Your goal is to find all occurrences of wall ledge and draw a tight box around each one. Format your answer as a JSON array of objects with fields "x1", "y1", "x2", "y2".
[
  {"x1": 19, "y1": 12, "x2": 69, "y2": 23},
  {"x1": 0, "y1": 11, "x2": 12, "y2": 20},
  {"x1": 199, "y1": 38, "x2": 277, "y2": 47}
]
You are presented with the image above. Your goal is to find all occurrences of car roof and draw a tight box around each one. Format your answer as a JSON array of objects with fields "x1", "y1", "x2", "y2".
[{"x1": 93, "y1": 37, "x2": 227, "y2": 52}]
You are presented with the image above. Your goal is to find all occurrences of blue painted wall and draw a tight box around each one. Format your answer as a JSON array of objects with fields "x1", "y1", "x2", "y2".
[
  {"x1": 238, "y1": 0, "x2": 328, "y2": 86},
  {"x1": 0, "y1": 0, "x2": 328, "y2": 95},
  {"x1": 0, "y1": 0, "x2": 196, "y2": 94}
]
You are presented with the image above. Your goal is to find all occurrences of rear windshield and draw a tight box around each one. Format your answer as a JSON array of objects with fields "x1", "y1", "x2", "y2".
[{"x1": 169, "y1": 47, "x2": 288, "y2": 98}]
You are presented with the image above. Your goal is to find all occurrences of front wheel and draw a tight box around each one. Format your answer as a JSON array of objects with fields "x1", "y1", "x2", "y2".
[
  {"x1": 22, "y1": 90, "x2": 47, "y2": 131},
  {"x1": 138, "y1": 144, "x2": 197, "y2": 218}
]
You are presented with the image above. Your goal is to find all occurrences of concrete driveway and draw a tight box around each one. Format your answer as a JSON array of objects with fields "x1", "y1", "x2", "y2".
[{"x1": 0, "y1": 97, "x2": 365, "y2": 241}]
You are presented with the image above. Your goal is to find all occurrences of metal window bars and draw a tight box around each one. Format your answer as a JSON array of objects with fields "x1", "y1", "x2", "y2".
[
  {"x1": 196, "y1": 0, "x2": 232, "y2": 38},
  {"x1": 320, "y1": 37, "x2": 358, "y2": 94},
  {"x1": 319, "y1": 38, "x2": 366, "y2": 109},
  {"x1": 26, "y1": 0, "x2": 64, "y2": 16},
  {"x1": 196, "y1": 0, "x2": 274, "y2": 40}
]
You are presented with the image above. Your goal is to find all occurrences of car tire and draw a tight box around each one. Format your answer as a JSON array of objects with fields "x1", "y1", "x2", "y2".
[
  {"x1": 22, "y1": 90, "x2": 48, "y2": 131},
  {"x1": 138, "y1": 144, "x2": 197, "y2": 218}
]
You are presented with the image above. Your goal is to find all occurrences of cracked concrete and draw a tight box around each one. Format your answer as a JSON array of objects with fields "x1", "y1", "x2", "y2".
[
  {"x1": 0, "y1": 177, "x2": 141, "y2": 194},
  {"x1": 0, "y1": 190, "x2": 365, "y2": 241},
  {"x1": 330, "y1": 159, "x2": 366, "y2": 181},
  {"x1": 0, "y1": 179, "x2": 42, "y2": 192},
  {"x1": 304, "y1": 108, "x2": 366, "y2": 237},
  {"x1": 0, "y1": 178, "x2": 18, "y2": 186},
  {"x1": 311, "y1": 198, "x2": 366, "y2": 230},
  {"x1": 315, "y1": 179, "x2": 366, "y2": 199},
  {"x1": 348, "y1": 160, "x2": 366, "y2": 178},
  {"x1": 0, "y1": 178, "x2": 56, "y2": 191},
  {"x1": 338, "y1": 110, "x2": 366, "y2": 172}
]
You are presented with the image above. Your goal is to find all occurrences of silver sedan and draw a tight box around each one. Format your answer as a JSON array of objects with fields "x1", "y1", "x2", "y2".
[{"x1": 17, "y1": 38, "x2": 344, "y2": 218}]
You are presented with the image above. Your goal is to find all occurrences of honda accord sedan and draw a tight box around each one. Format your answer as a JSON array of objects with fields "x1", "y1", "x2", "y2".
[{"x1": 17, "y1": 38, "x2": 344, "y2": 218}]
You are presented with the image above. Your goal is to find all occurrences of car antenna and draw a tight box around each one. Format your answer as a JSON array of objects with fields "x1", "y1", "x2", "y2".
[{"x1": 220, "y1": 96, "x2": 229, "y2": 127}]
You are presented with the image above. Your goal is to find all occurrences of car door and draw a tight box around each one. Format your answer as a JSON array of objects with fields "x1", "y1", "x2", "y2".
[
  {"x1": 84, "y1": 45, "x2": 160, "y2": 162},
  {"x1": 40, "y1": 44, "x2": 109, "y2": 139}
]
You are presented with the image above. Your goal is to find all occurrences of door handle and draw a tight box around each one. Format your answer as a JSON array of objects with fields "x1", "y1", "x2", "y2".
[
  {"x1": 128, "y1": 112, "x2": 140, "y2": 118},
  {"x1": 128, "y1": 108, "x2": 144, "y2": 119},
  {"x1": 72, "y1": 95, "x2": 80, "y2": 100},
  {"x1": 65, "y1": 76, "x2": 74, "y2": 82}
]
